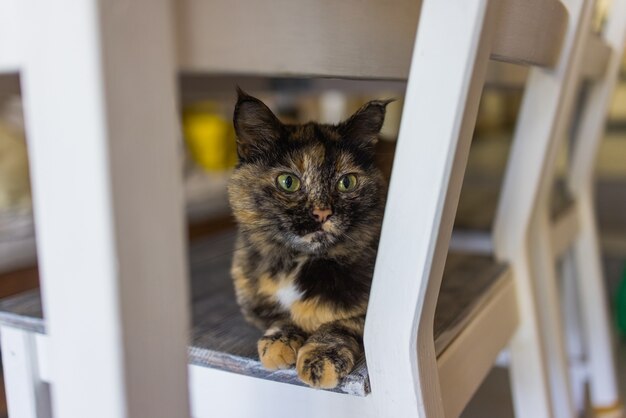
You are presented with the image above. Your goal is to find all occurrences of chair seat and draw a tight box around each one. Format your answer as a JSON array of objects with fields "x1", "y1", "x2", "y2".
[{"x1": 0, "y1": 231, "x2": 511, "y2": 397}]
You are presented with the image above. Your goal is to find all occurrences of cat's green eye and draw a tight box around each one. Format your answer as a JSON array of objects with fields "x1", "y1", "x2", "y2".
[
  {"x1": 277, "y1": 173, "x2": 301, "y2": 193},
  {"x1": 337, "y1": 174, "x2": 358, "y2": 192}
]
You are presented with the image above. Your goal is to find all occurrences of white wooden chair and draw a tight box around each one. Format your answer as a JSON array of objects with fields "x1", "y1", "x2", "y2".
[
  {"x1": 558, "y1": 1, "x2": 626, "y2": 414},
  {"x1": 451, "y1": 0, "x2": 626, "y2": 415},
  {"x1": 0, "y1": 0, "x2": 600, "y2": 417}
]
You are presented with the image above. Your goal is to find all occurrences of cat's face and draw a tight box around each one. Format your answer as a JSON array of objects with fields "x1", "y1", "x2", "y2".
[{"x1": 228, "y1": 89, "x2": 388, "y2": 256}]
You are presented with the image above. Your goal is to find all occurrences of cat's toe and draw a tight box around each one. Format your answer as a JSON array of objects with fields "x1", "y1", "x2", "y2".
[
  {"x1": 296, "y1": 343, "x2": 355, "y2": 389},
  {"x1": 257, "y1": 332, "x2": 304, "y2": 370}
]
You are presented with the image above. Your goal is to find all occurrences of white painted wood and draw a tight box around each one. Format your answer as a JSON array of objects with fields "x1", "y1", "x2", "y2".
[
  {"x1": 437, "y1": 272, "x2": 518, "y2": 418},
  {"x1": 491, "y1": 0, "x2": 568, "y2": 68},
  {"x1": 21, "y1": 329, "x2": 369, "y2": 418},
  {"x1": 566, "y1": 0, "x2": 626, "y2": 409},
  {"x1": 190, "y1": 364, "x2": 373, "y2": 418},
  {"x1": 35, "y1": 325, "x2": 537, "y2": 418},
  {"x1": 492, "y1": 0, "x2": 595, "y2": 415},
  {"x1": 572, "y1": 194, "x2": 622, "y2": 409},
  {"x1": 177, "y1": 0, "x2": 418, "y2": 80},
  {"x1": 494, "y1": 349, "x2": 511, "y2": 367},
  {"x1": 177, "y1": 0, "x2": 567, "y2": 79},
  {"x1": 570, "y1": 0, "x2": 626, "y2": 192},
  {"x1": 0, "y1": 0, "x2": 22, "y2": 73},
  {"x1": 529, "y1": 207, "x2": 576, "y2": 418},
  {"x1": 20, "y1": 1, "x2": 191, "y2": 417},
  {"x1": 34, "y1": 333, "x2": 51, "y2": 384},
  {"x1": 503, "y1": 251, "x2": 555, "y2": 418},
  {"x1": 494, "y1": 0, "x2": 594, "y2": 261},
  {"x1": 560, "y1": 250, "x2": 587, "y2": 414},
  {"x1": 1, "y1": 326, "x2": 51, "y2": 418},
  {"x1": 365, "y1": 1, "x2": 502, "y2": 416},
  {"x1": 481, "y1": 32, "x2": 613, "y2": 89},
  {"x1": 1, "y1": 0, "x2": 569, "y2": 81}
]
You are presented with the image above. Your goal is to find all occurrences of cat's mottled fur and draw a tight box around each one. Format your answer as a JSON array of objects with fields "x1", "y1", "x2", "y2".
[{"x1": 228, "y1": 89, "x2": 388, "y2": 389}]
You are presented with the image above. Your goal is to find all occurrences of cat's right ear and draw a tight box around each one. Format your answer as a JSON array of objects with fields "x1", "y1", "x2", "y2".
[{"x1": 233, "y1": 88, "x2": 283, "y2": 161}]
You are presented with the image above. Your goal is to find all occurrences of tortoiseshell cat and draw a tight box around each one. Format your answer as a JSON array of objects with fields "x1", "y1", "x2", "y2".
[{"x1": 228, "y1": 89, "x2": 389, "y2": 389}]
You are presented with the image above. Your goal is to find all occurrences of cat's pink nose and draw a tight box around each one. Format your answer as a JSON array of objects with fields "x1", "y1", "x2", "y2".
[{"x1": 312, "y1": 207, "x2": 332, "y2": 223}]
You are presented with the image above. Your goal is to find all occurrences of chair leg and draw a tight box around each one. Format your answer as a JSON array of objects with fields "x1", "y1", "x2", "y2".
[
  {"x1": 529, "y1": 209, "x2": 576, "y2": 418},
  {"x1": 0, "y1": 326, "x2": 51, "y2": 418},
  {"x1": 492, "y1": 0, "x2": 596, "y2": 411},
  {"x1": 560, "y1": 248, "x2": 587, "y2": 414},
  {"x1": 508, "y1": 247, "x2": 555, "y2": 418},
  {"x1": 572, "y1": 193, "x2": 622, "y2": 416},
  {"x1": 19, "y1": 1, "x2": 190, "y2": 416},
  {"x1": 364, "y1": 0, "x2": 501, "y2": 416},
  {"x1": 565, "y1": 0, "x2": 626, "y2": 413}
]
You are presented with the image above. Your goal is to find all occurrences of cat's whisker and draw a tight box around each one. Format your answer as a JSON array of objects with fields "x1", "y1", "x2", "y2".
[{"x1": 340, "y1": 232, "x2": 359, "y2": 245}]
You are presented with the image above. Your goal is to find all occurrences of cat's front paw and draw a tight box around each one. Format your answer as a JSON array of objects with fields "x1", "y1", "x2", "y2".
[
  {"x1": 296, "y1": 343, "x2": 355, "y2": 389},
  {"x1": 258, "y1": 328, "x2": 305, "y2": 370}
]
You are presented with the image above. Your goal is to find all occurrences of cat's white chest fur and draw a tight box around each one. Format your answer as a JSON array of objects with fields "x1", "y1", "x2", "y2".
[
  {"x1": 276, "y1": 283, "x2": 303, "y2": 309},
  {"x1": 273, "y1": 259, "x2": 306, "y2": 309}
]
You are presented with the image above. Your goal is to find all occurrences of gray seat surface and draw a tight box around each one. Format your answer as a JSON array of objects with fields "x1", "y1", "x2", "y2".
[{"x1": 0, "y1": 231, "x2": 507, "y2": 396}]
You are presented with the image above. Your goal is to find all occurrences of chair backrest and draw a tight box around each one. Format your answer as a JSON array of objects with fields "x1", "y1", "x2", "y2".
[
  {"x1": 493, "y1": 0, "x2": 595, "y2": 257},
  {"x1": 569, "y1": 0, "x2": 626, "y2": 194},
  {"x1": 566, "y1": 0, "x2": 626, "y2": 408},
  {"x1": 490, "y1": 0, "x2": 597, "y2": 416},
  {"x1": 366, "y1": 1, "x2": 626, "y2": 418},
  {"x1": 364, "y1": 0, "x2": 578, "y2": 416},
  {"x1": 176, "y1": 0, "x2": 567, "y2": 78}
]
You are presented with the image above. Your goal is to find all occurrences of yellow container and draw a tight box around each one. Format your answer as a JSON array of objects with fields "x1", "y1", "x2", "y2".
[{"x1": 183, "y1": 103, "x2": 237, "y2": 172}]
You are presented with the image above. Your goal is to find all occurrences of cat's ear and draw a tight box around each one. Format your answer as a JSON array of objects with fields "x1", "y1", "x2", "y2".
[
  {"x1": 233, "y1": 87, "x2": 283, "y2": 161},
  {"x1": 338, "y1": 99, "x2": 393, "y2": 146}
]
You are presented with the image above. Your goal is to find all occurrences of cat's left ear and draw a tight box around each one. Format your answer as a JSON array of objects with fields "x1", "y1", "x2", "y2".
[{"x1": 338, "y1": 99, "x2": 394, "y2": 146}]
